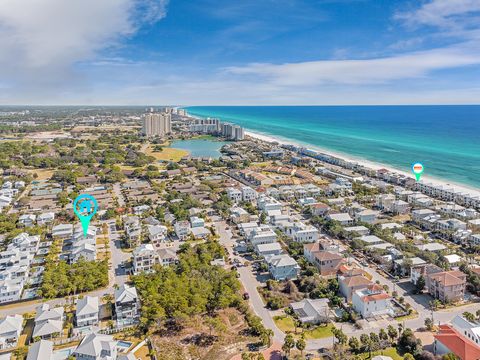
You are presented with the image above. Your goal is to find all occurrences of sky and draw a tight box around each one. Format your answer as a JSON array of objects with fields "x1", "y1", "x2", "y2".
[{"x1": 0, "y1": 0, "x2": 480, "y2": 105}]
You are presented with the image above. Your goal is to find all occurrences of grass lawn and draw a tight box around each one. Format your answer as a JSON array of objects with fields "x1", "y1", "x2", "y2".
[
  {"x1": 395, "y1": 312, "x2": 418, "y2": 322},
  {"x1": 273, "y1": 316, "x2": 334, "y2": 339},
  {"x1": 144, "y1": 145, "x2": 189, "y2": 162},
  {"x1": 303, "y1": 323, "x2": 335, "y2": 340},
  {"x1": 26, "y1": 168, "x2": 54, "y2": 180},
  {"x1": 273, "y1": 315, "x2": 296, "y2": 332},
  {"x1": 358, "y1": 347, "x2": 403, "y2": 360}
]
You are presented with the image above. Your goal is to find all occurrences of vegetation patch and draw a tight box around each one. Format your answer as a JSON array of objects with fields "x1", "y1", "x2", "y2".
[{"x1": 144, "y1": 144, "x2": 189, "y2": 162}]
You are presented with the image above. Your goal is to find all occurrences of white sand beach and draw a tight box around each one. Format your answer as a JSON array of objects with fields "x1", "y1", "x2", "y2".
[{"x1": 245, "y1": 130, "x2": 480, "y2": 198}]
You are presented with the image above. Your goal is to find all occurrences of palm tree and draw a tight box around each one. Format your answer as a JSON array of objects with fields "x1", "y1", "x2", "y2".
[{"x1": 266, "y1": 329, "x2": 274, "y2": 347}]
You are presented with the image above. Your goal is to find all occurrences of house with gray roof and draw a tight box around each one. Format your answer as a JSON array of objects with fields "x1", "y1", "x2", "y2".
[
  {"x1": 114, "y1": 284, "x2": 140, "y2": 327},
  {"x1": 0, "y1": 314, "x2": 23, "y2": 349},
  {"x1": 73, "y1": 333, "x2": 117, "y2": 360},
  {"x1": 32, "y1": 304, "x2": 64, "y2": 339},
  {"x1": 290, "y1": 298, "x2": 330, "y2": 324},
  {"x1": 75, "y1": 296, "x2": 99, "y2": 328},
  {"x1": 265, "y1": 254, "x2": 300, "y2": 281},
  {"x1": 26, "y1": 340, "x2": 53, "y2": 360}
]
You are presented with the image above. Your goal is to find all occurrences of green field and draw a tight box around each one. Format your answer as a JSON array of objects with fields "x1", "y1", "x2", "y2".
[{"x1": 273, "y1": 315, "x2": 334, "y2": 339}]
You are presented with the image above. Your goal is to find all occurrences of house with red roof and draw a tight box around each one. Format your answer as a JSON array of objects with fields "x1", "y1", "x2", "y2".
[
  {"x1": 434, "y1": 324, "x2": 480, "y2": 360},
  {"x1": 352, "y1": 284, "x2": 393, "y2": 319}
]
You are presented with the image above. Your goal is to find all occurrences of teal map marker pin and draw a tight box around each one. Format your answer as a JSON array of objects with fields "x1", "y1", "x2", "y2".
[
  {"x1": 412, "y1": 162, "x2": 424, "y2": 182},
  {"x1": 73, "y1": 194, "x2": 98, "y2": 237}
]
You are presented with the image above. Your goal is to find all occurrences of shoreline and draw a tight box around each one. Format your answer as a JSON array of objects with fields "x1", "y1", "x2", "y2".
[
  {"x1": 186, "y1": 112, "x2": 480, "y2": 196},
  {"x1": 244, "y1": 130, "x2": 480, "y2": 197}
]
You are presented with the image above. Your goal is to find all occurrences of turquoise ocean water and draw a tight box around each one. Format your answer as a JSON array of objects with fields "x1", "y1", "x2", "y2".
[{"x1": 186, "y1": 106, "x2": 480, "y2": 189}]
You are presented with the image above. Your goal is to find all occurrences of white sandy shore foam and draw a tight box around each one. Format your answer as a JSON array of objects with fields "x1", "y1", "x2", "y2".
[{"x1": 244, "y1": 130, "x2": 480, "y2": 198}]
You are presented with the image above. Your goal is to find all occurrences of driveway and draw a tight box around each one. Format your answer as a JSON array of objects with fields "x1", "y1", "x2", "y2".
[
  {"x1": 112, "y1": 183, "x2": 126, "y2": 207},
  {"x1": 215, "y1": 220, "x2": 285, "y2": 342},
  {"x1": 103, "y1": 219, "x2": 130, "y2": 287}
]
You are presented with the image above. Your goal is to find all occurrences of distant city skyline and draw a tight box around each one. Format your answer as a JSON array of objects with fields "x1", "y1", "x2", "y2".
[{"x1": 1, "y1": 0, "x2": 480, "y2": 105}]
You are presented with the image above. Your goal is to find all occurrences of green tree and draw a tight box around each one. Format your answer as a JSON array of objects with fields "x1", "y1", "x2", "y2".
[
  {"x1": 424, "y1": 317, "x2": 434, "y2": 331},
  {"x1": 463, "y1": 311, "x2": 476, "y2": 322},
  {"x1": 442, "y1": 353, "x2": 460, "y2": 360},
  {"x1": 296, "y1": 334, "x2": 306, "y2": 356},
  {"x1": 282, "y1": 334, "x2": 295, "y2": 356},
  {"x1": 332, "y1": 327, "x2": 348, "y2": 345},
  {"x1": 260, "y1": 329, "x2": 274, "y2": 347},
  {"x1": 13, "y1": 346, "x2": 28, "y2": 360},
  {"x1": 348, "y1": 336, "x2": 360, "y2": 354},
  {"x1": 379, "y1": 328, "x2": 388, "y2": 342},
  {"x1": 416, "y1": 275, "x2": 426, "y2": 293},
  {"x1": 360, "y1": 333, "x2": 371, "y2": 354},
  {"x1": 404, "y1": 354, "x2": 415, "y2": 360}
]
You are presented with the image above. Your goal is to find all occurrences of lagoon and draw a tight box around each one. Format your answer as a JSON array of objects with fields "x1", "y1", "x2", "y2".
[{"x1": 171, "y1": 138, "x2": 227, "y2": 158}]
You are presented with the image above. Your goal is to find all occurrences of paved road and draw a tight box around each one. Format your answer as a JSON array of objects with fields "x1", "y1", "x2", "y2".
[
  {"x1": 214, "y1": 220, "x2": 285, "y2": 342},
  {"x1": 104, "y1": 219, "x2": 130, "y2": 287},
  {"x1": 112, "y1": 183, "x2": 126, "y2": 207}
]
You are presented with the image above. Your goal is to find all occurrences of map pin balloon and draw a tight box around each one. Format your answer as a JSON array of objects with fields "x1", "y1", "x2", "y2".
[
  {"x1": 73, "y1": 194, "x2": 98, "y2": 237},
  {"x1": 412, "y1": 162, "x2": 424, "y2": 182}
]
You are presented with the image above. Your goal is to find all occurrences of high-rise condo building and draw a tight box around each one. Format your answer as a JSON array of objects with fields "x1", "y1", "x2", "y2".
[{"x1": 142, "y1": 112, "x2": 172, "y2": 137}]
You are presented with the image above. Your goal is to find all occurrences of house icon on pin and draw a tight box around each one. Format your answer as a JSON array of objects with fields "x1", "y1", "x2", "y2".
[{"x1": 79, "y1": 201, "x2": 92, "y2": 214}]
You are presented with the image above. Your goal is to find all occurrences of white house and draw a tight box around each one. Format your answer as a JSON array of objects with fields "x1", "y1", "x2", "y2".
[
  {"x1": 352, "y1": 284, "x2": 392, "y2": 319},
  {"x1": 358, "y1": 235, "x2": 384, "y2": 246},
  {"x1": 257, "y1": 195, "x2": 282, "y2": 215},
  {"x1": 14, "y1": 181, "x2": 25, "y2": 189},
  {"x1": 391, "y1": 200, "x2": 410, "y2": 215},
  {"x1": 174, "y1": 220, "x2": 191, "y2": 240},
  {"x1": 226, "y1": 187, "x2": 242, "y2": 203},
  {"x1": 132, "y1": 244, "x2": 159, "y2": 274},
  {"x1": 0, "y1": 279, "x2": 24, "y2": 304},
  {"x1": 230, "y1": 207, "x2": 250, "y2": 224},
  {"x1": 416, "y1": 242, "x2": 447, "y2": 252},
  {"x1": 26, "y1": 340, "x2": 54, "y2": 360},
  {"x1": 32, "y1": 304, "x2": 64, "y2": 339},
  {"x1": 73, "y1": 333, "x2": 117, "y2": 360},
  {"x1": 327, "y1": 213, "x2": 353, "y2": 226},
  {"x1": 249, "y1": 225, "x2": 277, "y2": 246},
  {"x1": 133, "y1": 204, "x2": 150, "y2": 216},
  {"x1": 344, "y1": 226, "x2": 370, "y2": 237},
  {"x1": 147, "y1": 224, "x2": 168, "y2": 245},
  {"x1": 124, "y1": 216, "x2": 142, "y2": 248},
  {"x1": 70, "y1": 240, "x2": 96, "y2": 263},
  {"x1": 190, "y1": 216, "x2": 205, "y2": 228},
  {"x1": 157, "y1": 248, "x2": 178, "y2": 266},
  {"x1": 241, "y1": 186, "x2": 258, "y2": 202},
  {"x1": 191, "y1": 226, "x2": 210, "y2": 239},
  {"x1": 265, "y1": 254, "x2": 300, "y2": 281},
  {"x1": 36, "y1": 212, "x2": 55, "y2": 226},
  {"x1": 291, "y1": 223, "x2": 319, "y2": 243},
  {"x1": 255, "y1": 242, "x2": 283, "y2": 257},
  {"x1": 0, "y1": 314, "x2": 23, "y2": 350},
  {"x1": 115, "y1": 284, "x2": 140, "y2": 326},
  {"x1": 52, "y1": 224, "x2": 73, "y2": 240},
  {"x1": 290, "y1": 298, "x2": 329, "y2": 324},
  {"x1": 18, "y1": 214, "x2": 36, "y2": 227},
  {"x1": 75, "y1": 296, "x2": 99, "y2": 328},
  {"x1": 354, "y1": 209, "x2": 379, "y2": 224}
]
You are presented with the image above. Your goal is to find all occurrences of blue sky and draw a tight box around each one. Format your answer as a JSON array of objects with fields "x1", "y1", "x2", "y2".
[{"x1": 0, "y1": 0, "x2": 479, "y2": 104}]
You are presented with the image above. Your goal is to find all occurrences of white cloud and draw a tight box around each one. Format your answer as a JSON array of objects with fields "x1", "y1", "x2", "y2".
[
  {"x1": 395, "y1": 0, "x2": 480, "y2": 32},
  {"x1": 0, "y1": 0, "x2": 167, "y2": 93},
  {"x1": 224, "y1": 46, "x2": 480, "y2": 86}
]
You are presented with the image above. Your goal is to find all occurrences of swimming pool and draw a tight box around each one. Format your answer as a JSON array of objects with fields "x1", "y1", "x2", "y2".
[
  {"x1": 117, "y1": 340, "x2": 132, "y2": 352},
  {"x1": 53, "y1": 348, "x2": 73, "y2": 360}
]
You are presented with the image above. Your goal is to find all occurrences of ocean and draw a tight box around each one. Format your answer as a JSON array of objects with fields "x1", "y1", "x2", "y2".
[{"x1": 185, "y1": 106, "x2": 480, "y2": 189}]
